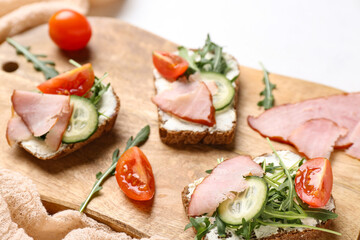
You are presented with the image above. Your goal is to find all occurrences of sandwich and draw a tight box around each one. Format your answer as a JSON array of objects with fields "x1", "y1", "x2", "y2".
[
  {"x1": 182, "y1": 149, "x2": 339, "y2": 239},
  {"x1": 152, "y1": 35, "x2": 240, "y2": 144},
  {"x1": 6, "y1": 63, "x2": 120, "y2": 160}
]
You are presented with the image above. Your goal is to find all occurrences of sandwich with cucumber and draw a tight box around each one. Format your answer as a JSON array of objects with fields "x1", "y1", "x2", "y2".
[
  {"x1": 6, "y1": 63, "x2": 120, "y2": 160},
  {"x1": 182, "y1": 147, "x2": 340, "y2": 239},
  {"x1": 152, "y1": 35, "x2": 240, "y2": 144}
]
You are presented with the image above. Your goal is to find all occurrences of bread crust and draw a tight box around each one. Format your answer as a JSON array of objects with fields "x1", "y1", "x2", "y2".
[
  {"x1": 19, "y1": 88, "x2": 120, "y2": 160},
  {"x1": 182, "y1": 185, "x2": 334, "y2": 240},
  {"x1": 154, "y1": 54, "x2": 240, "y2": 145}
]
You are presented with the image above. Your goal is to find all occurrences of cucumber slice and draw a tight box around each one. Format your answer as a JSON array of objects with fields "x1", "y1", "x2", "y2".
[
  {"x1": 200, "y1": 72, "x2": 235, "y2": 111},
  {"x1": 218, "y1": 177, "x2": 267, "y2": 225},
  {"x1": 62, "y1": 95, "x2": 98, "y2": 144}
]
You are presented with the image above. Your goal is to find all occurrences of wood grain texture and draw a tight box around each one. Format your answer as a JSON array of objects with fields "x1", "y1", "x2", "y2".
[{"x1": 0, "y1": 17, "x2": 359, "y2": 239}]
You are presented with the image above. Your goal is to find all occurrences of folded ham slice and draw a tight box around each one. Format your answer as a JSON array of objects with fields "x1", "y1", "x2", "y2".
[
  {"x1": 45, "y1": 103, "x2": 73, "y2": 151},
  {"x1": 248, "y1": 93, "x2": 360, "y2": 148},
  {"x1": 11, "y1": 90, "x2": 70, "y2": 137},
  {"x1": 288, "y1": 119, "x2": 347, "y2": 159},
  {"x1": 6, "y1": 116, "x2": 32, "y2": 146},
  {"x1": 152, "y1": 80, "x2": 215, "y2": 127},
  {"x1": 188, "y1": 156, "x2": 264, "y2": 216}
]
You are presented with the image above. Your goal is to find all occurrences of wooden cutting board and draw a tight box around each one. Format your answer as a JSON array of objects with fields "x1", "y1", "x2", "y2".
[{"x1": 0, "y1": 17, "x2": 359, "y2": 240}]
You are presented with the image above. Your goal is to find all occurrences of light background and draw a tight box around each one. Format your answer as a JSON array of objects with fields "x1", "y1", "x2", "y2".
[{"x1": 91, "y1": 0, "x2": 360, "y2": 92}]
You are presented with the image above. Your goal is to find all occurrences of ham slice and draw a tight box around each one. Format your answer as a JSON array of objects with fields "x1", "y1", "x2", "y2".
[
  {"x1": 152, "y1": 80, "x2": 216, "y2": 127},
  {"x1": 248, "y1": 93, "x2": 360, "y2": 148},
  {"x1": 11, "y1": 90, "x2": 70, "y2": 137},
  {"x1": 345, "y1": 122, "x2": 360, "y2": 158},
  {"x1": 288, "y1": 119, "x2": 347, "y2": 159},
  {"x1": 45, "y1": 103, "x2": 73, "y2": 151},
  {"x1": 6, "y1": 116, "x2": 32, "y2": 146},
  {"x1": 188, "y1": 156, "x2": 264, "y2": 216}
]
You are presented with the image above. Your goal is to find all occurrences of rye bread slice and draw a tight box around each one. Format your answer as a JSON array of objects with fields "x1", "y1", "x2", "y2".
[
  {"x1": 182, "y1": 185, "x2": 334, "y2": 240},
  {"x1": 18, "y1": 87, "x2": 120, "y2": 160},
  {"x1": 154, "y1": 55, "x2": 240, "y2": 145}
]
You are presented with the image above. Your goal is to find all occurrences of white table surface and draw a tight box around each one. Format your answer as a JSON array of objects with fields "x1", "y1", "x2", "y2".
[{"x1": 91, "y1": 0, "x2": 360, "y2": 92}]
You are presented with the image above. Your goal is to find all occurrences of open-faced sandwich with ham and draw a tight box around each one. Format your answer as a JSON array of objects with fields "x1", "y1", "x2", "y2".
[
  {"x1": 182, "y1": 149, "x2": 340, "y2": 239},
  {"x1": 152, "y1": 35, "x2": 240, "y2": 144},
  {"x1": 6, "y1": 63, "x2": 120, "y2": 160},
  {"x1": 248, "y1": 93, "x2": 360, "y2": 160}
]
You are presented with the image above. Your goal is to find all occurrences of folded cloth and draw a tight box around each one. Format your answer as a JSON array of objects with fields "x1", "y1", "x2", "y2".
[
  {"x1": 0, "y1": 0, "x2": 89, "y2": 43},
  {"x1": 0, "y1": 169, "x2": 167, "y2": 240}
]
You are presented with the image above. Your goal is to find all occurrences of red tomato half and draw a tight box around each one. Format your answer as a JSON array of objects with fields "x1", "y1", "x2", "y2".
[
  {"x1": 295, "y1": 157, "x2": 333, "y2": 207},
  {"x1": 115, "y1": 147, "x2": 155, "y2": 201},
  {"x1": 152, "y1": 51, "x2": 188, "y2": 81},
  {"x1": 49, "y1": 9, "x2": 92, "y2": 50},
  {"x1": 37, "y1": 63, "x2": 94, "y2": 96}
]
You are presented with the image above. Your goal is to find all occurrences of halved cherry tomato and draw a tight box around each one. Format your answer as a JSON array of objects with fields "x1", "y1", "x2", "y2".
[
  {"x1": 37, "y1": 63, "x2": 94, "y2": 96},
  {"x1": 49, "y1": 9, "x2": 92, "y2": 50},
  {"x1": 152, "y1": 51, "x2": 188, "y2": 81},
  {"x1": 115, "y1": 146, "x2": 155, "y2": 201},
  {"x1": 295, "y1": 157, "x2": 333, "y2": 207}
]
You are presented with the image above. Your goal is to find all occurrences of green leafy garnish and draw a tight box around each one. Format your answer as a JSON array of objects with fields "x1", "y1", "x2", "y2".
[
  {"x1": 235, "y1": 219, "x2": 258, "y2": 240},
  {"x1": 257, "y1": 62, "x2": 276, "y2": 110},
  {"x1": 6, "y1": 38, "x2": 59, "y2": 79},
  {"x1": 178, "y1": 35, "x2": 228, "y2": 74},
  {"x1": 79, "y1": 125, "x2": 150, "y2": 212},
  {"x1": 215, "y1": 214, "x2": 226, "y2": 237},
  {"x1": 256, "y1": 219, "x2": 341, "y2": 236},
  {"x1": 185, "y1": 217, "x2": 213, "y2": 240},
  {"x1": 266, "y1": 138, "x2": 294, "y2": 211}
]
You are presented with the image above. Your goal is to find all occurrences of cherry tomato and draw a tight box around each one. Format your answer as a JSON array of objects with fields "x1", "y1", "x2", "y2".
[
  {"x1": 152, "y1": 51, "x2": 188, "y2": 81},
  {"x1": 295, "y1": 157, "x2": 333, "y2": 207},
  {"x1": 37, "y1": 63, "x2": 94, "y2": 96},
  {"x1": 49, "y1": 9, "x2": 92, "y2": 50},
  {"x1": 115, "y1": 147, "x2": 155, "y2": 201}
]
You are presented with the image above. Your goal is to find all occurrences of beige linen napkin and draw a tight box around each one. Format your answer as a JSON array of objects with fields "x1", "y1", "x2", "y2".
[{"x1": 0, "y1": 169, "x2": 167, "y2": 240}]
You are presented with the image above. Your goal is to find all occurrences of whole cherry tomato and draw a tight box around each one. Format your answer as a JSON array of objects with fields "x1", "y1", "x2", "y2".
[
  {"x1": 152, "y1": 51, "x2": 188, "y2": 81},
  {"x1": 295, "y1": 157, "x2": 333, "y2": 207},
  {"x1": 115, "y1": 147, "x2": 155, "y2": 201},
  {"x1": 37, "y1": 63, "x2": 94, "y2": 96},
  {"x1": 49, "y1": 9, "x2": 92, "y2": 50}
]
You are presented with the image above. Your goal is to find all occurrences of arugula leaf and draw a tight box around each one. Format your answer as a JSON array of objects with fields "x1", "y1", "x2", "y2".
[
  {"x1": 192, "y1": 34, "x2": 228, "y2": 74},
  {"x1": 262, "y1": 207, "x2": 307, "y2": 220},
  {"x1": 79, "y1": 125, "x2": 150, "y2": 212},
  {"x1": 304, "y1": 209, "x2": 338, "y2": 221},
  {"x1": 266, "y1": 138, "x2": 294, "y2": 211},
  {"x1": 258, "y1": 62, "x2": 276, "y2": 110},
  {"x1": 7, "y1": 38, "x2": 59, "y2": 79},
  {"x1": 256, "y1": 219, "x2": 341, "y2": 236},
  {"x1": 235, "y1": 219, "x2": 257, "y2": 240},
  {"x1": 205, "y1": 169, "x2": 213, "y2": 174},
  {"x1": 178, "y1": 46, "x2": 199, "y2": 74},
  {"x1": 215, "y1": 214, "x2": 226, "y2": 237},
  {"x1": 185, "y1": 217, "x2": 214, "y2": 240},
  {"x1": 261, "y1": 162, "x2": 281, "y2": 173}
]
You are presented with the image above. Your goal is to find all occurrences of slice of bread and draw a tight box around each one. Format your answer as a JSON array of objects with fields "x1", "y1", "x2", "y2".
[
  {"x1": 17, "y1": 86, "x2": 120, "y2": 160},
  {"x1": 154, "y1": 54, "x2": 240, "y2": 145},
  {"x1": 182, "y1": 186, "x2": 334, "y2": 240}
]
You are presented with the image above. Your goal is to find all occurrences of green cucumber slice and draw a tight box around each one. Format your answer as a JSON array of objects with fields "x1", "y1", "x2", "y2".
[
  {"x1": 218, "y1": 177, "x2": 267, "y2": 225},
  {"x1": 200, "y1": 72, "x2": 235, "y2": 111},
  {"x1": 62, "y1": 95, "x2": 98, "y2": 144}
]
